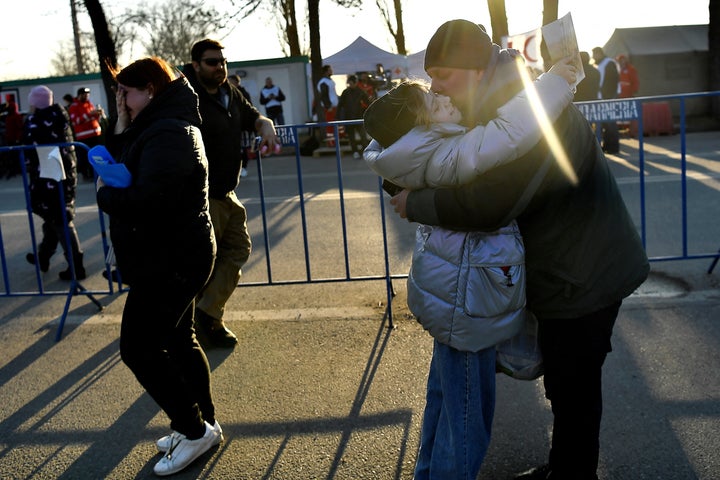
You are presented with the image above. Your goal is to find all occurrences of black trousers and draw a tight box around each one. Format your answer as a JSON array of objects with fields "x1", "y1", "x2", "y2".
[
  {"x1": 119, "y1": 252, "x2": 215, "y2": 438},
  {"x1": 37, "y1": 216, "x2": 83, "y2": 267},
  {"x1": 344, "y1": 124, "x2": 369, "y2": 154},
  {"x1": 538, "y1": 301, "x2": 621, "y2": 480},
  {"x1": 601, "y1": 121, "x2": 619, "y2": 153}
]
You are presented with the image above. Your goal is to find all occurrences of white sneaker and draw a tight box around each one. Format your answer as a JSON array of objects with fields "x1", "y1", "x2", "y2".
[
  {"x1": 156, "y1": 421, "x2": 223, "y2": 453},
  {"x1": 240, "y1": 167, "x2": 248, "y2": 177},
  {"x1": 153, "y1": 421, "x2": 220, "y2": 476},
  {"x1": 352, "y1": 152, "x2": 360, "y2": 159}
]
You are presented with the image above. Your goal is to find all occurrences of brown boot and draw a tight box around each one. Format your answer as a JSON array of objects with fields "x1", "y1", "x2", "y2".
[{"x1": 194, "y1": 308, "x2": 237, "y2": 348}]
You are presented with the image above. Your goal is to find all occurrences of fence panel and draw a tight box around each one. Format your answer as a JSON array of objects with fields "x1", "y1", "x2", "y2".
[
  {"x1": 1, "y1": 93, "x2": 719, "y2": 341},
  {"x1": 577, "y1": 91, "x2": 720, "y2": 266}
]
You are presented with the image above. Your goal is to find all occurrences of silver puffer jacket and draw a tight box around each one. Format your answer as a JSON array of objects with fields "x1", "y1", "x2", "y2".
[
  {"x1": 408, "y1": 222, "x2": 526, "y2": 352},
  {"x1": 363, "y1": 72, "x2": 573, "y2": 188},
  {"x1": 364, "y1": 72, "x2": 572, "y2": 351}
]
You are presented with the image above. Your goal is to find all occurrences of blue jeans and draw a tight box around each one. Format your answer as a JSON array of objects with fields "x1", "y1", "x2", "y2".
[{"x1": 414, "y1": 340, "x2": 497, "y2": 480}]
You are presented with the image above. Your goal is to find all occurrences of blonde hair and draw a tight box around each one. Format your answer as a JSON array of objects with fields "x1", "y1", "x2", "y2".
[
  {"x1": 363, "y1": 79, "x2": 439, "y2": 147},
  {"x1": 398, "y1": 80, "x2": 434, "y2": 127}
]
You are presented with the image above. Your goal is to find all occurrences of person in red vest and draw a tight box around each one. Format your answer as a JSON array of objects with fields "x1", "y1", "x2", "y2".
[
  {"x1": 356, "y1": 72, "x2": 376, "y2": 103},
  {"x1": 616, "y1": 55, "x2": 641, "y2": 135},
  {"x1": 4, "y1": 100, "x2": 23, "y2": 145},
  {"x1": 68, "y1": 87, "x2": 104, "y2": 180},
  {"x1": 616, "y1": 55, "x2": 639, "y2": 98},
  {"x1": 2, "y1": 99, "x2": 24, "y2": 178}
]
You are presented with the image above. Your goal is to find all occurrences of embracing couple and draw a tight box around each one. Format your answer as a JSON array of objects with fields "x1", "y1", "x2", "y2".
[{"x1": 362, "y1": 19, "x2": 649, "y2": 480}]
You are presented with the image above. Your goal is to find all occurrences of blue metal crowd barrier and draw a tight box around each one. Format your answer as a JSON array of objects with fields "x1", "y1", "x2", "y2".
[
  {"x1": 247, "y1": 125, "x2": 399, "y2": 327},
  {"x1": 575, "y1": 91, "x2": 720, "y2": 270},
  {"x1": 0, "y1": 133, "x2": 398, "y2": 340},
  {"x1": 0, "y1": 142, "x2": 115, "y2": 340},
  {"x1": 1, "y1": 92, "x2": 719, "y2": 341}
]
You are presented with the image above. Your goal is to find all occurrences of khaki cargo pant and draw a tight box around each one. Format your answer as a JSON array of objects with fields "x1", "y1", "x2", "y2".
[{"x1": 196, "y1": 191, "x2": 252, "y2": 324}]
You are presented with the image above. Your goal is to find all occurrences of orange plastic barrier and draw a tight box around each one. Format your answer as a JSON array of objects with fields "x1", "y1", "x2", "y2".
[{"x1": 630, "y1": 102, "x2": 674, "y2": 137}]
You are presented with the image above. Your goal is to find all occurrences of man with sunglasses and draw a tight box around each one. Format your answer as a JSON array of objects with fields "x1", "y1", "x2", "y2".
[{"x1": 183, "y1": 39, "x2": 279, "y2": 348}]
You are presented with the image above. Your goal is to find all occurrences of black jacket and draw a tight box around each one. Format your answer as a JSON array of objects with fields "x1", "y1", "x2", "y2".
[
  {"x1": 182, "y1": 65, "x2": 260, "y2": 199},
  {"x1": 406, "y1": 50, "x2": 649, "y2": 319},
  {"x1": 97, "y1": 77, "x2": 215, "y2": 285},
  {"x1": 337, "y1": 86, "x2": 369, "y2": 120},
  {"x1": 22, "y1": 104, "x2": 78, "y2": 222},
  {"x1": 575, "y1": 62, "x2": 600, "y2": 102}
]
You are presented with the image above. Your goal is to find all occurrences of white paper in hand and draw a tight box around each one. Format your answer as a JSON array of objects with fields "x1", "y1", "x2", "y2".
[
  {"x1": 541, "y1": 13, "x2": 585, "y2": 91},
  {"x1": 36, "y1": 146, "x2": 66, "y2": 182}
]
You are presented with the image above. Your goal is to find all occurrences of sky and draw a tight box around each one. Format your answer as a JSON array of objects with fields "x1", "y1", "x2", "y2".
[{"x1": 0, "y1": 0, "x2": 710, "y2": 82}]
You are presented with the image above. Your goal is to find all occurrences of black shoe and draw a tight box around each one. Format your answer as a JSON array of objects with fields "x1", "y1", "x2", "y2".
[
  {"x1": 102, "y1": 269, "x2": 127, "y2": 284},
  {"x1": 195, "y1": 309, "x2": 238, "y2": 348},
  {"x1": 26, "y1": 252, "x2": 50, "y2": 272},
  {"x1": 58, "y1": 266, "x2": 87, "y2": 281},
  {"x1": 514, "y1": 464, "x2": 551, "y2": 480}
]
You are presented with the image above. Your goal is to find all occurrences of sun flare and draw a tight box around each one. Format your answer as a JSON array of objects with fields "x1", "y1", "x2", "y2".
[{"x1": 517, "y1": 59, "x2": 578, "y2": 185}]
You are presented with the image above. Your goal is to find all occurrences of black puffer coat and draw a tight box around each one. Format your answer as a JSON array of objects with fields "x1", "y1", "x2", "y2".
[
  {"x1": 22, "y1": 104, "x2": 78, "y2": 222},
  {"x1": 96, "y1": 77, "x2": 215, "y2": 285}
]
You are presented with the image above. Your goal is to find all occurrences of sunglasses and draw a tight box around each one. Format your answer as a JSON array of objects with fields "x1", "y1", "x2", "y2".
[{"x1": 201, "y1": 57, "x2": 227, "y2": 67}]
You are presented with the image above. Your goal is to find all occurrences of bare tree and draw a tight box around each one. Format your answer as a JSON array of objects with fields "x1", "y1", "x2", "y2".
[
  {"x1": 308, "y1": 0, "x2": 322, "y2": 91},
  {"x1": 278, "y1": 0, "x2": 302, "y2": 56},
  {"x1": 229, "y1": 0, "x2": 360, "y2": 87},
  {"x1": 123, "y1": 0, "x2": 224, "y2": 66},
  {"x1": 228, "y1": 1, "x2": 302, "y2": 56},
  {"x1": 52, "y1": 41, "x2": 81, "y2": 77},
  {"x1": 541, "y1": 0, "x2": 558, "y2": 27},
  {"x1": 487, "y1": 0, "x2": 508, "y2": 44},
  {"x1": 59, "y1": 0, "x2": 224, "y2": 118},
  {"x1": 70, "y1": 0, "x2": 84, "y2": 74},
  {"x1": 541, "y1": 0, "x2": 558, "y2": 67},
  {"x1": 83, "y1": 0, "x2": 118, "y2": 118},
  {"x1": 244, "y1": 0, "x2": 302, "y2": 56},
  {"x1": 375, "y1": 0, "x2": 407, "y2": 55},
  {"x1": 710, "y1": 0, "x2": 720, "y2": 119},
  {"x1": 52, "y1": 37, "x2": 97, "y2": 77},
  {"x1": 56, "y1": 1, "x2": 132, "y2": 78}
]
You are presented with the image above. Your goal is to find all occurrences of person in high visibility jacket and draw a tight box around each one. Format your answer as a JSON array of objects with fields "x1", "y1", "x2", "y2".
[
  {"x1": 68, "y1": 87, "x2": 104, "y2": 179},
  {"x1": 617, "y1": 54, "x2": 640, "y2": 98}
]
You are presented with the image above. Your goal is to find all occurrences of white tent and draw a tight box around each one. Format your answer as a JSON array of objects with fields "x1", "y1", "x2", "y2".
[
  {"x1": 322, "y1": 36, "x2": 408, "y2": 77},
  {"x1": 406, "y1": 50, "x2": 430, "y2": 82}
]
